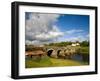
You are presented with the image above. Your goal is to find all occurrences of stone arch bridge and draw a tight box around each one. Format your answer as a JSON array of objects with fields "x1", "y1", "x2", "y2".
[
  {"x1": 25, "y1": 46, "x2": 80, "y2": 59},
  {"x1": 44, "y1": 46, "x2": 80, "y2": 59}
]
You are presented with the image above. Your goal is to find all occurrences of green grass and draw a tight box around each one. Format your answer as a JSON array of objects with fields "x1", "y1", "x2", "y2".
[{"x1": 25, "y1": 56, "x2": 88, "y2": 68}]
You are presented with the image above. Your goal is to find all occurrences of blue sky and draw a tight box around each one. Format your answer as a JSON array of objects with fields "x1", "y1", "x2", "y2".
[
  {"x1": 25, "y1": 13, "x2": 89, "y2": 45},
  {"x1": 54, "y1": 14, "x2": 89, "y2": 42},
  {"x1": 56, "y1": 14, "x2": 89, "y2": 32}
]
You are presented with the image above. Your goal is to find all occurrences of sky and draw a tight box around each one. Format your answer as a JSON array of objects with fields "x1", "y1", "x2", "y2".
[{"x1": 25, "y1": 12, "x2": 89, "y2": 45}]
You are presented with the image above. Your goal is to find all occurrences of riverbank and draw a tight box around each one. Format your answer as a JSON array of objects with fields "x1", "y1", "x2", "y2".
[{"x1": 25, "y1": 56, "x2": 88, "y2": 68}]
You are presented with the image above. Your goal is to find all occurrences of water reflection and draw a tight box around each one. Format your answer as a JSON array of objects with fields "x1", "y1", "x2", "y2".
[{"x1": 71, "y1": 54, "x2": 83, "y2": 61}]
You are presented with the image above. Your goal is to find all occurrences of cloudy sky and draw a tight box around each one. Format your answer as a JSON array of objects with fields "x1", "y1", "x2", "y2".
[{"x1": 25, "y1": 12, "x2": 89, "y2": 45}]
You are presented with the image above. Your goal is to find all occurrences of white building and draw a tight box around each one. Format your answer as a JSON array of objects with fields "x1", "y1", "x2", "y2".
[{"x1": 71, "y1": 43, "x2": 80, "y2": 46}]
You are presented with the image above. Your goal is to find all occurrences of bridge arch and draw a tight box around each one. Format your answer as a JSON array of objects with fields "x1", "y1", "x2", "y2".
[
  {"x1": 57, "y1": 49, "x2": 65, "y2": 58},
  {"x1": 47, "y1": 49, "x2": 54, "y2": 57},
  {"x1": 57, "y1": 49, "x2": 61, "y2": 57}
]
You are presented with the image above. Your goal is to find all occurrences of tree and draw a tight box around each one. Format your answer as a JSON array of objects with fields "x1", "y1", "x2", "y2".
[{"x1": 80, "y1": 41, "x2": 89, "y2": 47}]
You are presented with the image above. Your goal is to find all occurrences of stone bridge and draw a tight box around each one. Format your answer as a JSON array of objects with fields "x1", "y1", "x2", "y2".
[
  {"x1": 44, "y1": 46, "x2": 80, "y2": 59},
  {"x1": 25, "y1": 45, "x2": 80, "y2": 59}
]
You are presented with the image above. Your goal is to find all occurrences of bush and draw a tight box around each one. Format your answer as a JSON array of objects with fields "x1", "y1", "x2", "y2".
[{"x1": 80, "y1": 41, "x2": 89, "y2": 47}]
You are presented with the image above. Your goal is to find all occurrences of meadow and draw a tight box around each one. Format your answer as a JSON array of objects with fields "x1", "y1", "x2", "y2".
[{"x1": 25, "y1": 55, "x2": 88, "y2": 68}]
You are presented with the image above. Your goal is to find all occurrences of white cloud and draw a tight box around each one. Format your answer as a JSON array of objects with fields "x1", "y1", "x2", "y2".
[
  {"x1": 65, "y1": 34, "x2": 89, "y2": 42},
  {"x1": 25, "y1": 13, "x2": 63, "y2": 45},
  {"x1": 65, "y1": 29, "x2": 84, "y2": 34},
  {"x1": 36, "y1": 31, "x2": 63, "y2": 40}
]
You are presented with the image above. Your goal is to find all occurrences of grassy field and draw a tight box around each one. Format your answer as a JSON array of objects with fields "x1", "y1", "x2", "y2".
[{"x1": 25, "y1": 56, "x2": 88, "y2": 68}]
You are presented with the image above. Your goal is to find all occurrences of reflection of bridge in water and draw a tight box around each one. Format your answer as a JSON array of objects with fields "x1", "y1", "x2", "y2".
[{"x1": 44, "y1": 46, "x2": 80, "y2": 59}]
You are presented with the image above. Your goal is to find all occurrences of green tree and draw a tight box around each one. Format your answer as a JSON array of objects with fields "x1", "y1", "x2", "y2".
[{"x1": 80, "y1": 41, "x2": 89, "y2": 47}]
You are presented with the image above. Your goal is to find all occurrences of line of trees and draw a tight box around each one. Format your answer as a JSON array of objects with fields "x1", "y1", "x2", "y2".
[
  {"x1": 45, "y1": 41, "x2": 89, "y2": 47},
  {"x1": 25, "y1": 45, "x2": 44, "y2": 51},
  {"x1": 80, "y1": 41, "x2": 89, "y2": 47},
  {"x1": 46, "y1": 41, "x2": 72, "y2": 47}
]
